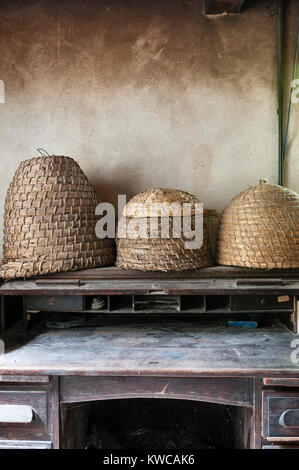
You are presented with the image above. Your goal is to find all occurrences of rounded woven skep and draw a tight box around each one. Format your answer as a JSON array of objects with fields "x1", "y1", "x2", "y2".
[
  {"x1": 116, "y1": 188, "x2": 215, "y2": 272},
  {"x1": 0, "y1": 155, "x2": 115, "y2": 279},
  {"x1": 217, "y1": 180, "x2": 299, "y2": 269},
  {"x1": 123, "y1": 188, "x2": 201, "y2": 217}
]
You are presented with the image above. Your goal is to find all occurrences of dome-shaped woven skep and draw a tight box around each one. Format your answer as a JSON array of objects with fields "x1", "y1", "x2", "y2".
[
  {"x1": 116, "y1": 188, "x2": 215, "y2": 272},
  {"x1": 217, "y1": 180, "x2": 299, "y2": 269},
  {"x1": 0, "y1": 155, "x2": 115, "y2": 279},
  {"x1": 123, "y1": 188, "x2": 201, "y2": 217}
]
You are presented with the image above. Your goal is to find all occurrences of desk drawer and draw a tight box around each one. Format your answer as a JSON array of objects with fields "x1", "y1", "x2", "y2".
[
  {"x1": 231, "y1": 295, "x2": 293, "y2": 311},
  {"x1": 23, "y1": 295, "x2": 83, "y2": 312},
  {"x1": 0, "y1": 379, "x2": 58, "y2": 449},
  {"x1": 263, "y1": 391, "x2": 299, "y2": 440}
]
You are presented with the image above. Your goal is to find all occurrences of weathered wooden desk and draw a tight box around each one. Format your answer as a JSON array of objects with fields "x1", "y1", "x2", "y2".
[{"x1": 0, "y1": 267, "x2": 298, "y2": 449}]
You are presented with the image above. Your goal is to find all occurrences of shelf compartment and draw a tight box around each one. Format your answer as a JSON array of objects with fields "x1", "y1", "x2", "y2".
[
  {"x1": 180, "y1": 295, "x2": 205, "y2": 312},
  {"x1": 84, "y1": 296, "x2": 109, "y2": 312},
  {"x1": 109, "y1": 296, "x2": 132, "y2": 312},
  {"x1": 133, "y1": 295, "x2": 180, "y2": 313},
  {"x1": 206, "y1": 296, "x2": 230, "y2": 312}
]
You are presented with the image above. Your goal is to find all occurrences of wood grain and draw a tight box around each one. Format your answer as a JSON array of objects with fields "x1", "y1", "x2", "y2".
[{"x1": 0, "y1": 323, "x2": 298, "y2": 377}]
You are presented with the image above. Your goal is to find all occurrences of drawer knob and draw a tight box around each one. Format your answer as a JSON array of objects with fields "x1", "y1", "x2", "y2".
[
  {"x1": 279, "y1": 409, "x2": 299, "y2": 428},
  {"x1": 0, "y1": 405, "x2": 33, "y2": 424}
]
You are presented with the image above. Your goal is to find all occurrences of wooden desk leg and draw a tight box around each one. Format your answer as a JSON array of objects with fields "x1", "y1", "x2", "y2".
[
  {"x1": 0, "y1": 297, "x2": 5, "y2": 334},
  {"x1": 251, "y1": 378, "x2": 262, "y2": 449},
  {"x1": 51, "y1": 376, "x2": 60, "y2": 449}
]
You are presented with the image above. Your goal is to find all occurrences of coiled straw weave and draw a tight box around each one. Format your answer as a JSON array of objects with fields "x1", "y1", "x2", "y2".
[
  {"x1": 0, "y1": 155, "x2": 115, "y2": 279},
  {"x1": 116, "y1": 188, "x2": 215, "y2": 272},
  {"x1": 217, "y1": 180, "x2": 299, "y2": 269}
]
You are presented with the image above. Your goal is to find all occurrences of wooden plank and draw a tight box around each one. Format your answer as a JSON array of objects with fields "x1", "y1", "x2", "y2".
[
  {"x1": 205, "y1": 0, "x2": 245, "y2": 15},
  {"x1": 2, "y1": 278, "x2": 299, "y2": 295},
  {"x1": 0, "y1": 323, "x2": 298, "y2": 377},
  {"x1": 0, "y1": 439, "x2": 51, "y2": 449},
  {"x1": 61, "y1": 376, "x2": 253, "y2": 407},
  {"x1": 263, "y1": 444, "x2": 299, "y2": 449},
  {"x1": 0, "y1": 375, "x2": 49, "y2": 383},
  {"x1": 37, "y1": 265, "x2": 299, "y2": 281},
  {"x1": 49, "y1": 376, "x2": 59, "y2": 449},
  {"x1": 263, "y1": 378, "x2": 299, "y2": 388},
  {"x1": 2, "y1": 266, "x2": 299, "y2": 297},
  {"x1": 251, "y1": 379, "x2": 263, "y2": 449}
]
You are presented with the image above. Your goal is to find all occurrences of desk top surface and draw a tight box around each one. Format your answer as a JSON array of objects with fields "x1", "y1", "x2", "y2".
[
  {"x1": 1, "y1": 267, "x2": 299, "y2": 378},
  {"x1": 0, "y1": 322, "x2": 298, "y2": 377}
]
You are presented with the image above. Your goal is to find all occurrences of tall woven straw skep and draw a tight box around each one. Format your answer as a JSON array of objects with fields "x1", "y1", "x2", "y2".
[
  {"x1": 0, "y1": 155, "x2": 115, "y2": 279},
  {"x1": 217, "y1": 180, "x2": 299, "y2": 269},
  {"x1": 116, "y1": 188, "x2": 215, "y2": 272}
]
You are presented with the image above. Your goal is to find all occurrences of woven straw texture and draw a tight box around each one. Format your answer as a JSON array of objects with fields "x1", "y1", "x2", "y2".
[
  {"x1": 123, "y1": 188, "x2": 201, "y2": 217},
  {"x1": 0, "y1": 156, "x2": 115, "y2": 279},
  {"x1": 217, "y1": 180, "x2": 299, "y2": 269},
  {"x1": 116, "y1": 188, "x2": 214, "y2": 272}
]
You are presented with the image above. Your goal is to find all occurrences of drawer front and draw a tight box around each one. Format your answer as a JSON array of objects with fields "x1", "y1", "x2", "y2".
[
  {"x1": 263, "y1": 445, "x2": 299, "y2": 449},
  {"x1": 0, "y1": 439, "x2": 52, "y2": 449},
  {"x1": 263, "y1": 391, "x2": 299, "y2": 440},
  {"x1": 0, "y1": 375, "x2": 50, "y2": 383},
  {"x1": 231, "y1": 295, "x2": 293, "y2": 312},
  {"x1": 263, "y1": 378, "x2": 299, "y2": 388},
  {"x1": 24, "y1": 295, "x2": 83, "y2": 312},
  {"x1": 0, "y1": 379, "x2": 58, "y2": 448}
]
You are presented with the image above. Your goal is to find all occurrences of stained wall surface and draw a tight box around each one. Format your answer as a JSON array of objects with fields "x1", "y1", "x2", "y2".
[
  {"x1": 0, "y1": 0, "x2": 278, "y2": 251},
  {"x1": 283, "y1": 0, "x2": 299, "y2": 192}
]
